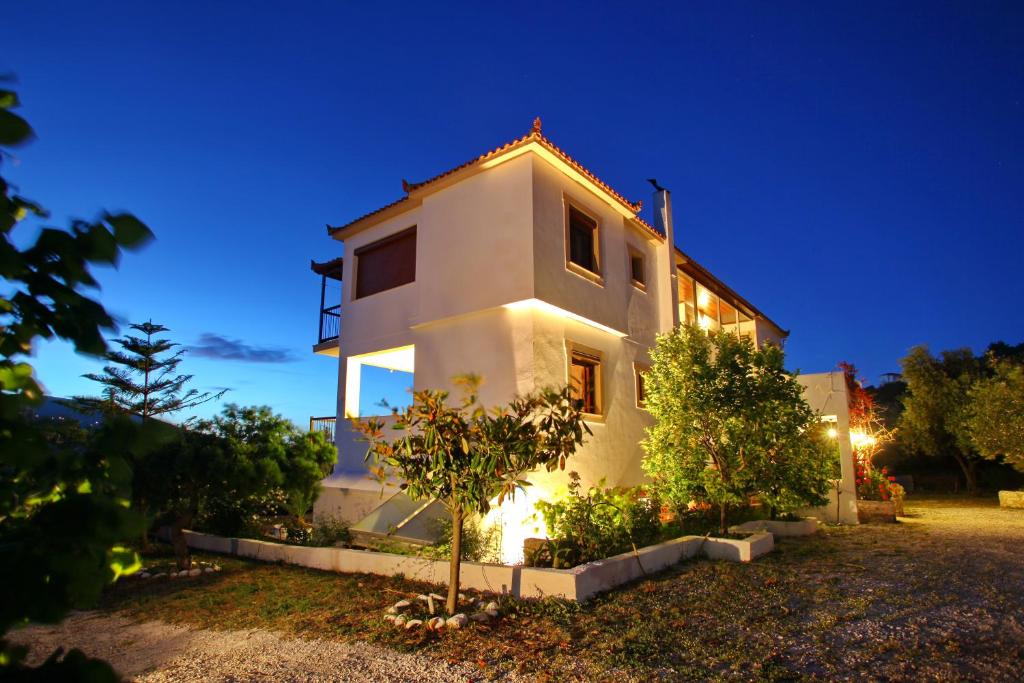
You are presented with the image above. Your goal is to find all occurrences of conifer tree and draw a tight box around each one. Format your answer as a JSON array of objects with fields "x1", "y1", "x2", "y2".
[{"x1": 78, "y1": 320, "x2": 225, "y2": 420}]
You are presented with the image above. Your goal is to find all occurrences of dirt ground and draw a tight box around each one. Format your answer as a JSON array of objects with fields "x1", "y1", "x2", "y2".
[{"x1": 10, "y1": 495, "x2": 1024, "y2": 681}]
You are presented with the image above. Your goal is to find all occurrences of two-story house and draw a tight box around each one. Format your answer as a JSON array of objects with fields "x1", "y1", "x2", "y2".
[{"x1": 308, "y1": 119, "x2": 855, "y2": 558}]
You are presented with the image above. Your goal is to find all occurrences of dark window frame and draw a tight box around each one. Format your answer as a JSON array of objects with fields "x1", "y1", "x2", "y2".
[
  {"x1": 628, "y1": 246, "x2": 646, "y2": 290},
  {"x1": 634, "y1": 362, "x2": 650, "y2": 409},
  {"x1": 353, "y1": 226, "x2": 417, "y2": 300},
  {"x1": 564, "y1": 200, "x2": 603, "y2": 284},
  {"x1": 567, "y1": 341, "x2": 604, "y2": 418}
]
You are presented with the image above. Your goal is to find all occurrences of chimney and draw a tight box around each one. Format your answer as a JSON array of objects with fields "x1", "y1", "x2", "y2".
[{"x1": 649, "y1": 180, "x2": 680, "y2": 329}]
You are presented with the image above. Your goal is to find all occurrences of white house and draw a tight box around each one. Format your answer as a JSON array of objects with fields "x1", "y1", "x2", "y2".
[{"x1": 309, "y1": 119, "x2": 857, "y2": 559}]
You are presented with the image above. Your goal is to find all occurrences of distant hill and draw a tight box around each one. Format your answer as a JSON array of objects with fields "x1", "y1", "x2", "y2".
[{"x1": 30, "y1": 396, "x2": 139, "y2": 427}]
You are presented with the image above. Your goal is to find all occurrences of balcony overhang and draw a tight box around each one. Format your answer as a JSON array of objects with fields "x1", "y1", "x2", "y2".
[
  {"x1": 311, "y1": 257, "x2": 343, "y2": 280},
  {"x1": 313, "y1": 338, "x2": 339, "y2": 356}
]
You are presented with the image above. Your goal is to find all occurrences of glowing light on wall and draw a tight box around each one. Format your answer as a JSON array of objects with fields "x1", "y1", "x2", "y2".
[
  {"x1": 697, "y1": 314, "x2": 713, "y2": 330},
  {"x1": 827, "y1": 427, "x2": 839, "y2": 439},
  {"x1": 503, "y1": 299, "x2": 627, "y2": 338},
  {"x1": 697, "y1": 288, "x2": 711, "y2": 309},
  {"x1": 484, "y1": 487, "x2": 549, "y2": 565},
  {"x1": 345, "y1": 344, "x2": 415, "y2": 418}
]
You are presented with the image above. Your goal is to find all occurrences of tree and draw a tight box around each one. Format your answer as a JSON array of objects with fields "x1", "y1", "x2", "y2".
[
  {"x1": 641, "y1": 325, "x2": 833, "y2": 534},
  {"x1": 1, "y1": 77, "x2": 154, "y2": 678},
  {"x1": 143, "y1": 404, "x2": 336, "y2": 569},
  {"x1": 354, "y1": 375, "x2": 589, "y2": 615},
  {"x1": 899, "y1": 346, "x2": 985, "y2": 492},
  {"x1": 79, "y1": 320, "x2": 225, "y2": 420},
  {"x1": 78, "y1": 321, "x2": 227, "y2": 548},
  {"x1": 968, "y1": 358, "x2": 1024, "y2": 473}
]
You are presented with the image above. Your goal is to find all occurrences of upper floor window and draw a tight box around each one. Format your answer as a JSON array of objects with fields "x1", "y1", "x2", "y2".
[
  {"x1": 354, "y1": 226, "x2": 417, "y2": 299},
  {"x1": 566, "y1": 204, "x2": 601, "y2": 279},
  {"x1": 629, "y1": 247, "x2": 646, "y2": 289}
]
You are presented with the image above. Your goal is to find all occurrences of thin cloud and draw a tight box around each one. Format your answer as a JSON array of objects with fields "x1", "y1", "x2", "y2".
[{"x1": 188, "y1": 333, "x2": 297, "y2": 364}]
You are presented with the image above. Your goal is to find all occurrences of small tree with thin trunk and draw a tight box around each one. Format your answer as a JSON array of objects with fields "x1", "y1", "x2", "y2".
[
  {"x1": 354, "y1": 375, "x2": 589, "y2": 616},
  {"x1": 78, "y1": 320, "x2": 225, "y2": 421}
]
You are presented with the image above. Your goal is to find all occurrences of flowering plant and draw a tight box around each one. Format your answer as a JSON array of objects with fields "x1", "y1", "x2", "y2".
[{"x1": 855, "y1": 458, "x2": 898, "y2": 501}]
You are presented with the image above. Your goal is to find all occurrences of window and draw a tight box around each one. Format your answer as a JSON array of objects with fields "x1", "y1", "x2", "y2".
[
  {"x1": 568, "y1": 345, "x2": 602, "y2": 416},
  {"x1": 629, "y1": 247, "x2": 646, "y2": 289},
  {"x1": 566, "y1": 204, "x2": 600, "y2": 278},
  {"x1": 354, "y1": 227, "x2": 416, "y2": 299},
  {"x1": 634, "y1": 363, "x2": 649, "y2": 408}
]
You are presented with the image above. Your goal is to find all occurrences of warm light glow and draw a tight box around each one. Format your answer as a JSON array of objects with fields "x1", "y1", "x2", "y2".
[
  {"x1": 484, "y1": 487, "x2": 549, "y2": 565},
  {"x1": 345, "y1": 345, "x2": 415, "y2": 418},
  {"x1": 698, "y1": 313, "x2": 713, "y2": 330},
  {"x1": 697, "y1": 288, "x2": 711, "y2": 309},
  {"x1": 849, "y1": 429, "x2": 877, "y2": 449},
  {"x1": 827, "y1": 427, "x2": 838, "y2": 439},
  {"x1": 351, "y1": 345, "x2": 415, "y2": 373},
  {"x1": 503, "y1": 299, "x2": 627, "y2": 338}
]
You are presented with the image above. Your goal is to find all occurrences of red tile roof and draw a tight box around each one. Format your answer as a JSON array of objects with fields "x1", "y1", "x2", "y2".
[{"x1": 329, "y1": 118, "x2": 655, "y2": 237}]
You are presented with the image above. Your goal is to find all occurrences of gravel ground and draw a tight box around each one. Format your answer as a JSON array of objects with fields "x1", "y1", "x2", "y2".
[
  {"x1": 9, "y1": 496, "x2": 1024, "y2": 681},
  {"x1": 13, "y1": 611, "x2": 516, "y2": 682}
]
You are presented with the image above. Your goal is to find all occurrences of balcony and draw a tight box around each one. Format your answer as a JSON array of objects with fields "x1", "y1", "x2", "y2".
[
  {"x1": 309, "y1": 415, "x2": 336, "y2": 443},
  {"x1": 311, "y1": 257, "x2": 343, "y2": 355},
  {"x1": 319, "y1": 304, "x2": 340, "y2": 344}
]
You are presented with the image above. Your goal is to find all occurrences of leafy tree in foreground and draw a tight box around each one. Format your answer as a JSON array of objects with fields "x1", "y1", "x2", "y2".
[
  {"x1": 1, "y1": 78, "x2": 154, "y2": 678},
  {"x1": 899, "y1": 346, "x2": 985, "y2": 493},
  {"x1": 968, "y1": 358, "x2": 1024, "y2": 474},
  {"x1": 354, "y1": 375, "x2": 589, "y2": 615},
  {"x1": 78, "y1": 320, "x2": 226, "y2": 420},
  {"x1": 144, "y1": 404, "x2": 336, "y2": 569},
  {"x1": 642, "y1": 325, "x2": 833, "y2": 534}
]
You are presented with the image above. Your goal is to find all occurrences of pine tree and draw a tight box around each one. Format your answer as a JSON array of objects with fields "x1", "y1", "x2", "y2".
[{"x1": 78, "y1": 321, "x2": 225, "y2": 420}]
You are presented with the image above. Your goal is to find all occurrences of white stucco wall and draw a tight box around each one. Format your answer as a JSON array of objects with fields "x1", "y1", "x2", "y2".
[
  {"x1": 797, "y1": 371, "x2": 859, "y2": 525},
  {"x1": 416, "y1": 153, "x2": 535, "y2": 323}
]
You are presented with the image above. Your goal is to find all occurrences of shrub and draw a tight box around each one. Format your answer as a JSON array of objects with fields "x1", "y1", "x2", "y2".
[
  {"x1": 855, "y1": 459, "x2": 898, "y2": 501},
  {"x1": 641, "y1": 325, "x2": 833, "y2": 533},
  {"x1": 531, "y1": 472, "x2": 662, "y2": 568},
  {"x1": 309, "y1": 516, "x2": 351, "y2": 547}
]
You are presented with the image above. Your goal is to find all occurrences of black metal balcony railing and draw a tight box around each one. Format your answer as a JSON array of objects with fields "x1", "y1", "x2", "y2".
[
  {"x1": 318, "y1": 305, "x2": 341, "y2": 344},
  {"x1": 309, "y1": 415, "x2": 336, "y2": 442}
]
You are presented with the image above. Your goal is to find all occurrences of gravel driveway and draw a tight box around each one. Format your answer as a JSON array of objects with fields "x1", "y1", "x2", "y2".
[
  {"x1": 14, "y1": 611, "x2": 511, "y2": 682},
  {"x1": 9, "y1": 496, "x2": 1024, "y2": 681}
]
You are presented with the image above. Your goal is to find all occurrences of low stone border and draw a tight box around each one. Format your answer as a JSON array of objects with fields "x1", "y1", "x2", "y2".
[
  {"x1": 731, "y1": 518, "x2": 818, "y2": 537},
  {"x1": 998, "y1": 490, "x2": 1024, "y2": 509},
  {"x1": 857, "y1": 500, "x2": 897, "y2": 523},
  {"x1": 182, "y1": 529, "x2": 770, "y2": 602},
  {"x1": 702, "y1": 532, "x2": 774, "y2": 562}
]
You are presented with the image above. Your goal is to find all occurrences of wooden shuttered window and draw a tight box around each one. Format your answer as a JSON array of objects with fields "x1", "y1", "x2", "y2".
[
  {"x1": 354, "y1": 227, "x2": 417, "y2": 299},
  {"x1": 569, "y1": 349, "x2": 602, "y2": 415}
]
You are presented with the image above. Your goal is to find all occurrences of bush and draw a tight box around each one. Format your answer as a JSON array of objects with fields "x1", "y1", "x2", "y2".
[
  {"x1": 855, "y1": 459, "x2": 899, "y2": 501},
  {"x1": 531, "y1": 473, "x2": 662, "y2": 568},
  {"x1": 309, "y1": 516, "x2": 351, "y2": 547}
]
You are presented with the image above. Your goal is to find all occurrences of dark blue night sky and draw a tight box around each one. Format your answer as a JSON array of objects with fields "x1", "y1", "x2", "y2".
[{"x1": 6, "y1": 1, "x2": 1022, "y2": 426}]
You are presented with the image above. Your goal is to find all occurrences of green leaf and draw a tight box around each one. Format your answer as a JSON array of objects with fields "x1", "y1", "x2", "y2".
[
  {"x1": 105, "y1": 213, "x2": 153, "y2": 248},
  {"x1": 0, "y1": 108, "x2": 33, "y2": 146}
]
